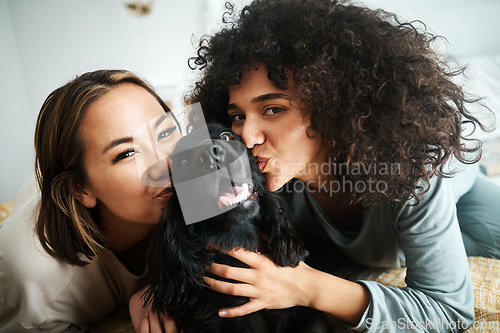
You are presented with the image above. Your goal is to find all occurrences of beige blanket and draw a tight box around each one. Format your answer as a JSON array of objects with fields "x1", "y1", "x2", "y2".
[
  {"x1": 90, "y1": 257, "x2": 499, "y2": 332},
  {"x1": 1, "y1": 201, "x2": 497, "y2": 332}
]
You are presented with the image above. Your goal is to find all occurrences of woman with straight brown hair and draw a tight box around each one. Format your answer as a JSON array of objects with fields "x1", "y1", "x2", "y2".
[{"x1": 0, "y1": 69, "x2": 181, "y2": 332}]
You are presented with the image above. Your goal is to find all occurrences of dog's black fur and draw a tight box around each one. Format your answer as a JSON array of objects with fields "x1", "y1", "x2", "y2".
[{"x1": 145, "y1": 123, "x2": 331, "y2": 333}]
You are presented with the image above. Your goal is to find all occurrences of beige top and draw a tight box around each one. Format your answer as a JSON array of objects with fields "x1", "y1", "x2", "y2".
[{"x1": 0, "y1": 191, "x2": 149, "y2": 332}]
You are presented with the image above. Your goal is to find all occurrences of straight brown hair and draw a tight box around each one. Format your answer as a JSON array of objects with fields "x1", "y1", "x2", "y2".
[{"x1": 35, "y1": 69, "x2": 170, "y2": 266}]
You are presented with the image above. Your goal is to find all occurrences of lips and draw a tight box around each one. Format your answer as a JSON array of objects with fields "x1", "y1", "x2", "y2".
[
  {"x1": 255, "y1": 157, "x2": 269, "y2": 173},
  {"x1": 156, "y1": 187, "x2": 174, "y2": 201}
]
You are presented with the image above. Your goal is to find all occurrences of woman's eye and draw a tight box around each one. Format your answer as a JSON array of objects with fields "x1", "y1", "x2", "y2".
[
  {"x1": 157, "y1": 126, "x2": 177, "y2": 141},
  {"x1": 229, "y1": 114, "x2": 245, "y2": 122},
  {"x1": 112, "y1": 149, "x2": 136, "y2": 164},
  {"x1": 264, "y1": 107, "x2": 284, "y2": 115}
]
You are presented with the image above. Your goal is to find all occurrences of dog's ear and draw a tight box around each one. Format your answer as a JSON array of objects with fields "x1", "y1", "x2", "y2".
[
  {"x1": 144, "y1": 194, "x2": 205, "y2": 317},
  {"x1": 259, "y1": 192, "x2": 309, "y2": 267}
]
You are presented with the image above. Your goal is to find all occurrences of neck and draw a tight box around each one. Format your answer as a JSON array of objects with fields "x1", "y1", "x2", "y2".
[
  {"x1": 296, "y1": 146, "x2": 337, "y2": 191},
  {"x1": 308, "y1": 186, "x2": 364, "y2": 239},
  {"x1": 99, "y1": 209, "x2": 156, "y2": 275},
  {"x1": 100, "y1": 216, "x2": 155, "y2": 253},
  {"x1": 298, "y1": 165, "x2": 336, "y2": 196}
]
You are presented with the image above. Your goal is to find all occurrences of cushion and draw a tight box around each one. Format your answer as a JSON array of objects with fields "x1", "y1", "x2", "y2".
[
  {"x1": 0, "y1": 200, "x2": 13, "y2": 223},
  {"x1": 363, "y1": 257, "x2": 500, "y2": 333}
]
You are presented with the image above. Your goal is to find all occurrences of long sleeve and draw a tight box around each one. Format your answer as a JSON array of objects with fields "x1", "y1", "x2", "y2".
[
  {"x1": 353, "y1": 177, "x2": 474, "y2": 332},
  {"x1": 0, "y1": 194, "x2": 149, "y2": 332},
  {"x1": 286, "y1": 176, "x2": 474, "y2": 332}
]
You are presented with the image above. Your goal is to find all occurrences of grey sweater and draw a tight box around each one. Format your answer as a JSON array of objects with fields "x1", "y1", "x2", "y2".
[{"x1": 284, "y1": 176, "x2": 474, "y2": 332}]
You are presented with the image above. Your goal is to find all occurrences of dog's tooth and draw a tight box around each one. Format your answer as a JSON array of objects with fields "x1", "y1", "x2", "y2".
[{"x1": 218, "y1": 196, "x2": 233, "y2": 210}]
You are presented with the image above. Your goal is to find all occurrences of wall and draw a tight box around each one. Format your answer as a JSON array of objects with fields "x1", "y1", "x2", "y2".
[
  {"x1": 0, "y1": 0, "x2": 35, "y2": 202},
  {"x1": 0, "y1": 0, "x2": 214, "y2": 201},
  {"x1": 365, "y1": 0, "x2": 500, "y2": 58},
  {"x1": 1, "y1": 0, "x2": 499, "y2": 201}
]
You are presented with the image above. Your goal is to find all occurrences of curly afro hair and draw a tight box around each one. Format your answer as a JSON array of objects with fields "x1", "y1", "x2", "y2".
[{"x1": 189, "y1": 0, "x2": 490, "y2": 206}]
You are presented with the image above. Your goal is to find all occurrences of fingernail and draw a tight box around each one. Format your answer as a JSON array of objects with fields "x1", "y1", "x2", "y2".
[{"x1": 219, "y1": 310, "x2": 227, "y2": 317}]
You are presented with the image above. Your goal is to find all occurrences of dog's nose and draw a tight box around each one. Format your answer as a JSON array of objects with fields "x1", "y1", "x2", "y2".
[{"x1": 197, "y1": 141, "x2": 228, "y2": 170}]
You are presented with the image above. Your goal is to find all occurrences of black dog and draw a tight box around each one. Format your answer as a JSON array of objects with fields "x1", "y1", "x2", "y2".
[{"x1": 145, "y1": 123, "x2": 331, "y2": 333}]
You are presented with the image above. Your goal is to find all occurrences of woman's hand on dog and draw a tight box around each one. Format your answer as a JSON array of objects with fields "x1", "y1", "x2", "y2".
[
  {"x1": 204, "y1": 247, "x2": 371, "y2": 324},
  {"x1": 203, "y1": 247, "x2": 316, "y2": 318},
  {"x1": 129, "y1": 286, "x2": 181, "y2": 333}
]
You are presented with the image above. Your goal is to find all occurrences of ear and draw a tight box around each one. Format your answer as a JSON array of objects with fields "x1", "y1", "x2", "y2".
[
  {"x1": 144, "y1": 194, "x2": 204, "y2": 317},
  {"x1": 260, "y1": 192, "x2": 309, "y2": 267},
  {"x1": 75, "y1": 187, "x2": 97, "y2": 208},
  {"x1": 70, "y1": 179, "x2": 97, "y2": 208}
]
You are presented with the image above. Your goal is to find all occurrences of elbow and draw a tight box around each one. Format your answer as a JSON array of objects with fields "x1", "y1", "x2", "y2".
[
  {"x1": 458, "y1": 281, "x2": 475, "y2": 330},
  {"x1": 441, "y1": 290, "x2": 475, "y2": 332},
  {"x1": 449, "y1": 274, "x2": 475, "y2": 331},
  {"x1": 456, "y1": 302, "x2": 475, "y2": 331},
  {"x1": 432, "y1": 304, "x2": 474, "y2": 333}
]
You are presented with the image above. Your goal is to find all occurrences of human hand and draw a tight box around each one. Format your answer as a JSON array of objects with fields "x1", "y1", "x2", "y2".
[
  {"x1": 129, "y1": 286, "x2": 181, "y2": 333},
  {"x1": 204, "y1": 247, "x2": 315, "y2": 318}
]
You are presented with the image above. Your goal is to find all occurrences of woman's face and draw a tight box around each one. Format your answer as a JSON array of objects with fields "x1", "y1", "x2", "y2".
[
  {"x1": 228, "y1": 65, "x2": 328, "y2": 191},
  {"x1": 78, "y1": 83, "x2": 182, "y2": 226}
]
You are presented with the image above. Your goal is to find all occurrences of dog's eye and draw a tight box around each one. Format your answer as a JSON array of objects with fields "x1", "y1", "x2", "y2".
[{"x1": 219, "y1": 131, "x2": 234, "y2": 141}]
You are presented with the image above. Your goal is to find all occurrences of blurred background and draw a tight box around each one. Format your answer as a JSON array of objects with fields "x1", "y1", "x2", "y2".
[{"x1": 1, "y1": 0, "x2": 499, "y2": 202}]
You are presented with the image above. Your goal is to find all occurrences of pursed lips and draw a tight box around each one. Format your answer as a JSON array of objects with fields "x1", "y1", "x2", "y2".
[
  {"x1": 254, "y1": 156, "x2": 269, "y2": 173},
  {"x1": 156, "y1": 187, "x2": 174, "y2": 200}
]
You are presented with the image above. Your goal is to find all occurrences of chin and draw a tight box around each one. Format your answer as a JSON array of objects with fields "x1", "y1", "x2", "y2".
[{"x1": 264, "y1": 175, "x2": 290, "y2": 192}]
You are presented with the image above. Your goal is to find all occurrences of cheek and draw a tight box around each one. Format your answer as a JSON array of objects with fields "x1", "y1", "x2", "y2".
[
  {"x1": 98, "y1": 184, "x2": 163, "y2": 224},
  {"x1": 294, "y1": 131, "x2": 323, "y2": 160},
  {"x1": 108, "y1": 173, "x2": 147, "y2": 201},
  {"x1": 231, "y1": 124, "x2": 242, "y2": 136},
  {"x1": 88, "y1": 167, "x2": 145, "y2": 205}
]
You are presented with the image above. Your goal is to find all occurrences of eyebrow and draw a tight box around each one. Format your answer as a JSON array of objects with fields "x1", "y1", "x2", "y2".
[
  {"x1": 154, "y1": 114, "x2": 168, "y2": 129},
  {"x1": 102, "y1": 137, "x2": 133, "y2": 154},
  {"x1": 101, "y1": 114, "x2": 173, "y2": 155},
  {"x1": 227, "y1": 93, "x2": 291, "y2": 111}
]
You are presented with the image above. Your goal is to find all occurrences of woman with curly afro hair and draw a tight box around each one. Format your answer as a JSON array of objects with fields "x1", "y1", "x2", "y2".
[{"x1": 184, "y1": 0, "x2": 500, "y2": 331}]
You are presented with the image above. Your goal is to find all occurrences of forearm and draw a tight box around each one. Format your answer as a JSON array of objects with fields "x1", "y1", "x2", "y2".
[{"x1": 300, "y1": 264, "x2": 370, "y2": 324}]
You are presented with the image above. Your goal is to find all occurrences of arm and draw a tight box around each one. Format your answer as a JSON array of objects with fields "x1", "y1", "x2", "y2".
[
  {"x1": 0, "y1": 196, "x2": 73, "y2": 333},
  {"x1": 0, "y1": 197, "x2": 76, "y2": 333},
  {"x1": 129, "y1": 286, "x2": 180, "y2": 333},
  {"x1": 353, "y1": 177, "x2": 474, "y2": 332},
  {"x1": 205, "y1": 177, "x2": 474, "y2": 332}
]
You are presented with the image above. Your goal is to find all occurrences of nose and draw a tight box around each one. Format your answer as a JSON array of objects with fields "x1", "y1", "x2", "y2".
[
  {"x1": 146, "y1": 158, "x2": 171, "y2": 184},
  {"x1": 240, "y1": 118, "x2": 265, "y2": 149},
  {"x1": 197, "y1": 141, "x2": 228, "y2": 171}
]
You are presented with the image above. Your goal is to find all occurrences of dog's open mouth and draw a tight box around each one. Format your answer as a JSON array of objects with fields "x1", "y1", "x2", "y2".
[{"x1": 218, "y1": 183, "x2": 257, "y2": 210}]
